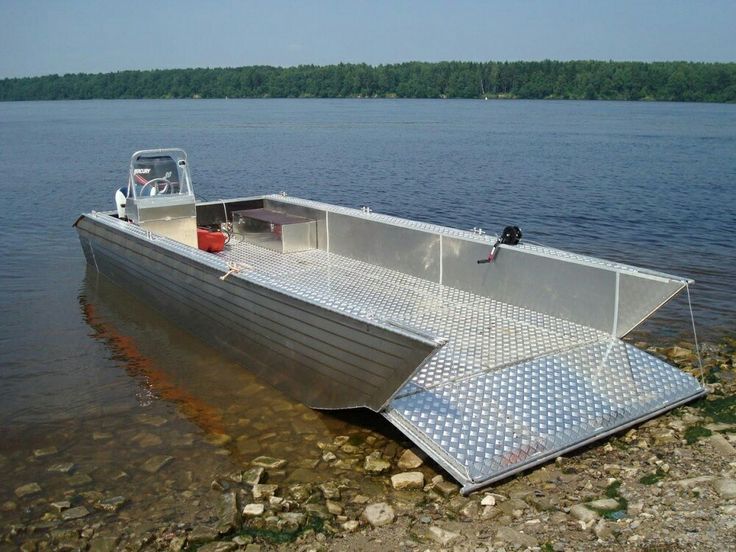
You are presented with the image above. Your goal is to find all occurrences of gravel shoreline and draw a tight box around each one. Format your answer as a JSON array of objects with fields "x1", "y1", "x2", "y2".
[{"x1": 2, "y1": 337, "x2": 735, "y2": 551}]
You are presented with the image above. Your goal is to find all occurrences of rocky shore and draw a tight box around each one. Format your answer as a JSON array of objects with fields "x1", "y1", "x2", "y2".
[{"x1": 2, "y1": 337, "x2": 735, "y2": 551}]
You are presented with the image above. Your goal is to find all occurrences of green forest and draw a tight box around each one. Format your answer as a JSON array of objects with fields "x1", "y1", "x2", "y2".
[{"x1": 2, "y1": 60, "x2": 735, "y2": 102}]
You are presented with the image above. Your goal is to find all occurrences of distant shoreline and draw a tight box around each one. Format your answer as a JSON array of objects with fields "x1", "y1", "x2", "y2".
[{"x1": 2, "y1": 60, "x2": 735, "y2": 103}]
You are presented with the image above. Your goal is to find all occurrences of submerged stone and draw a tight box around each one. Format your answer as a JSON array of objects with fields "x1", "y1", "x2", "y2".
[
  {"x1": 51, "y1": 500, "x2": 71, "y2": 512},
  {"x1": 364, "y1": 451, "x2": 391, "y2": 473},
  {"x1": 47, "y1": 462, "x2": 75, "y2": 474},
  {"x1": 67, "y1": 473, "x2": 93, "y2": 487},
  {"x1": 33, "y1": 446, "x2": 58, "y2": 458},
  {"x1": 217, "y1": 491, "x2": 241, "y2": 534},
  {"x1": 15, "y1": 482, "x2": 41, "y2": 498},
  {"x1": 251, "y1": 456, "x2": 287, "y2": 469},
  {"x1": 136, "y1": 413, "x2": 168, "y2": 427},
  {"x1": 241, "y1": 466, "x2": 264, "y2": 486},
  {"x1": 96, "y1": 496, "x2": 127, "y2": 512},
  {"x1": 397, "y1": 449, "x2": 424, "y2": 470},
  {"x1": 61, "y1": 506, "x2": 89, "y2": 520},
  {"x1": 252, "y1": 483, "x2": 278, "y2": 500},
  {"x1": 141, "y1": 455, "x2": 174, "y2": 473}
]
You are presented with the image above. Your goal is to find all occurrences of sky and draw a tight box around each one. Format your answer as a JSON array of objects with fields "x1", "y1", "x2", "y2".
[{"x1": 1, "y1": 0, "x2": 734, "y2": 78}]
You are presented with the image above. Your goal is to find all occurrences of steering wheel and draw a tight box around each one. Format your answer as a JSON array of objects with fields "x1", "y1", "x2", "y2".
[{"x1": 140, "y1": 177, "x2": 171, "y2": 196}]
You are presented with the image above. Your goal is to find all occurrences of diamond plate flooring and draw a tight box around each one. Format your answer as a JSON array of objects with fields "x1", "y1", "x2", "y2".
[{"x1": 218, "y1": 238, "x2": 704, "y2": 490}]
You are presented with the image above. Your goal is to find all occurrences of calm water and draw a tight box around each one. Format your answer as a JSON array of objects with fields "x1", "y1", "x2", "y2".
[{"x1": 0, "y1": 99, "x2": 734, "y2": 532}]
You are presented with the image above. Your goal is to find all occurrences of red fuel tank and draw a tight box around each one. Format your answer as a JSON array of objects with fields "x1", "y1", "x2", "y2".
[{"x1": 197, "y1": 228, "x2": 226, "y2": 253}]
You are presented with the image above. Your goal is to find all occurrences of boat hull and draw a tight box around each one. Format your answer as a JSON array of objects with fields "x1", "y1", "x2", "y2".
[{"x1": 75, "y1": 213, "x2": 444, "y2": 411}]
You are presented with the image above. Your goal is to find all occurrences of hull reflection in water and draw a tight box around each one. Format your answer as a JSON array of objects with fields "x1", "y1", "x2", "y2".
[{"x1": 81, "y1": 271, "x2": 226, "y2": 436}]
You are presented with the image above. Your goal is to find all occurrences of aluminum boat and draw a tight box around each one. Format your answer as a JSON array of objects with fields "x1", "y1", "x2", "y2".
[{"x1": 75, "y1": 148, "x2": 705, "y2": 493}]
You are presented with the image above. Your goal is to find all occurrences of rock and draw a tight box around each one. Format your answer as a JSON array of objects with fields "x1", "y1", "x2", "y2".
[
  {"x1": 318, "y1": 481, "x2": 341, "y2": 500},
  {"x1": 169, "y1": 536, "x2": 186, "y2": 551},
  {"x1": 397, "y1": 449, "x2": 424, "y2": 469},
  {"x1": 587, "y1": 498, "x2": 620, "y2": 510},
  {"x1": 495, "y1": 526, "x2": 538, "y2": 548},
  {"x1": 141, "y1": 455, "x2": 174, "y2": 473},
  {"x1": 33, "y1": 446, "x2": 58, "y2": 457},
  {"x1": 288, "y1": 483, "x2": 313, "y2": 502},
  {"x1": 15, "y1": 482, "x2": 41, "y2": 498},
  {"x1": 498, "y1": 498, "x2": 528, "y2": 516},
  {"x1": 654, "y1": 429, "x2": 676, "y2": 444},
  {"x1": 67, "y1": 473, "x2": 93, "y2": 486},
  {"x1": 391, "y1": 471, "x2": 424, "y2": 490},
  {"x1": 241, "y1": 466, "x2": 264, "y2": 486},
  {"x1": 92, "y1": 431, "x2": 112, "y2": 440},
  {"x1": 252, "y1": 484, "x2": 278, "y2": 500},
  {"x1": 88, "y1": 536, "x2": 119, "y2": 552},
  {"x1": 594, "y1": 519, "x2": 613, "y2": 540},
  {"x1": 188, "y1": 525, "x2": 218, "y2": 544},
  {"x1": 197, "y1": 543, "x2": 236, "y2": 552},
  {"x1": 668, "y1": 346, "x2": 692, "y2": 360},
  {"x1": 280, "y1": 512, "x2": 306, "y2": 527},
  {"x1": 326, "y1": 500, "x2": 343, "y2": 515},
  {"x1": 322, "y1": 451, "x2": 337, "y2": 462},
  {"x1": 433, "y1": 478, "x2": 459, "y2": 497},
  {"x1": 481, "y1": 494, "x2": 496, "y2": 506},
  {"x1": 251, "y1": 456, "x2": 287, "y2": 469},
  {"x1": 676, "y1": 475, "x2": 714, "y2": 487},
  {"x1": 61, "y1": 506, "x2": 89, "y2": 520},
  {"x1": 362, "y1": 502, "x2": 395, "y2": 527},
  {"x1": 0, "y1": 500, "x2": 16, "y2": 512},
  {"x1": 51, "y1": 500, "x2": 71, "y2": 512},
  {"x1": 570, "y1": 504, "x2": 599, "y2": 522},
  {"x1": 341, "y1": 444, "x2": 361, "y2": 454},
  {"x1": 709, "y1": 434, "x2": 736, "y2": 456},
  {"x1": 364, "y1": 451, "x2": 391, "y2": 473},
  {"x1": 217, "y1": 491, "x2": 241, "y2": 533},
  {"x1": 134, "y1": 432, "x2": 162, "y2": 448},
  {"x1": 205, "y1": 433, "x2": 232, "y2": 446},
  {"x1": 304, "y1": 503, "x2": 330, "y2": 518},
  {"x1": 136, "y1": 413, "x2": 168, "y2": 426},
  {"x1": 243, "y1": 503, "x2": 265, "y2": 517},
  {"x1": 96, "y1": 496, "x2": 127, "y2": 512},
  {"x1": 351, "y1": 494, "x2": 370, "y2": 504},
  {"x1": 47, "y1": 462, "x2": 75, "y2": 474},
  {"x1": 231, "y1": 535, "x2": 252, "y2": 546},
  {"x1": 342, "y1": 520, "x2": 360, "y2": 532},
  {"x1": 427, "y1": 526, "x2": 462, "y2": 546},
  {"x1": 712, "y1": 478, "x2": 736, "y2": 499},
  {"x1": 460, "y1": 500, "x2": 480, "y2": 519},
  {"x1": 244, "y1": 545, "x2": 261, "y2": 552}
]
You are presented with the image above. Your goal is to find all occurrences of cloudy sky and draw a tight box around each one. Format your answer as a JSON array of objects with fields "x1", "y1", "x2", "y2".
[{"x1": 1, "y1": 0, "x2": 733, "y2": 78}]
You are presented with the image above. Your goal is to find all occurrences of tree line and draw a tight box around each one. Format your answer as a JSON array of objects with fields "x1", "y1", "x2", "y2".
[{"x1": 1, "y1": 60, "x2": 735, "y2": 103}]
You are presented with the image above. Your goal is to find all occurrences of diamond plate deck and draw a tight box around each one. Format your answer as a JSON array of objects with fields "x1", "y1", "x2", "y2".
[{"x1": 217, "y1": 235, "x2": 703, "y2": 492}]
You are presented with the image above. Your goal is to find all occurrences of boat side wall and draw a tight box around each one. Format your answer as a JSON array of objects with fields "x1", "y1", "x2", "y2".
[
  {"x1": 74, "y1": 214, "x2": 441, "y2": 411},
  {"x1": 260, "y1": 198, "x2": 684, "y2": 337}
]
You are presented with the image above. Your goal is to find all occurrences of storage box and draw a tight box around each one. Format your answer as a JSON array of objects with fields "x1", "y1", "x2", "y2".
[{"x1": 232, "y1": 208, "x2": 316, "y2": 253}]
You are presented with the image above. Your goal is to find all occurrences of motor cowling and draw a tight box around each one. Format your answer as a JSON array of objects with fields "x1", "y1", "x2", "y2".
[{"x1": 115, "y1": 187, "x2": 127, "y2": 219}]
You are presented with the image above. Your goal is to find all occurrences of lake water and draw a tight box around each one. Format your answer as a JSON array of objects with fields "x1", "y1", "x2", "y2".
[{"x1": 0, "y1": 99, "x2": 734, "y2": 539}]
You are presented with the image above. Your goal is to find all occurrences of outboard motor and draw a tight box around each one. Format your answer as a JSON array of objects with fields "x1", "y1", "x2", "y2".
[{"x1": 115, "y1": 187, "x2": 128, "y2": 218}]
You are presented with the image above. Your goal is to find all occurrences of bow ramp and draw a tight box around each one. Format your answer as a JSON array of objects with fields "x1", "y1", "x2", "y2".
[{"x1": 384, "y1": 339, "x2": 702, "y2": 493}]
